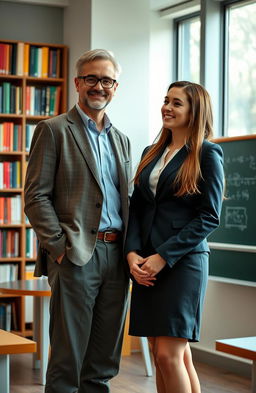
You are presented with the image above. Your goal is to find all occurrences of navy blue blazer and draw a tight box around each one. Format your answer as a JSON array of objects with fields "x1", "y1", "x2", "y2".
[{"x1": 125, "y1": 140, "x2": 224, "y2": 268}]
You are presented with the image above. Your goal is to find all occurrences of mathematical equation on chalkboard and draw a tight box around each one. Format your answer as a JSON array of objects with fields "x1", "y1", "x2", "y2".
[
  {"x1": 225, "y1": 154, "x2": 256, "y2": 170},
  {"x1": 224, "y1": 152, "x2": 256, "y2": 231},
  {"x1": 225, "y1": 206, "x2": 247, "y2": 231}
]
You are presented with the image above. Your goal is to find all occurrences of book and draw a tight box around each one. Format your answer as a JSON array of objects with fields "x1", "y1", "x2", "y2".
[
  {"x1": 37, "y1": 47, "x2": 42, "y2": 77},
  {"x1": 0, "y1": 162, "x2": 3, "y2": 189},
  {"x1": 54, "y1": 86, "x2": 61, "y2": 115},
  {"x1": 30, "y1": 86, "x2": 35, "y2": 116},
  {"x1": 29, "y1": 46, "x2": 36, "y2": 77},
  {"x1": 0, "y1": 195, "x2": 22, "y2": 224},
  {"x1": 3, "y1": 82, "x2": 11, "y2": 114},
  {"x1": 0, "y1": 84, "x2": 3, "y2": 113},
  {"x1": 23, "y1": 43, "x2": 30, "y2": 76},
  {"x1": 56, "y1": 48, "x2": 61, "y2": 78},
  {"x1": 11, "y1": 43, "x2": 17, "y2": 75},
  {"x1": 0, "y1": 197, "x2": 4, "y2": 224},
  {"x1": 49, "y1": 48, "x2": 58, "y2": 78},
  {"x1": 49, "y1": 86, "x2": 56, "y2": 116},
  {"x1": 0, "y1": 304, "x2": 4, "y2": 328},
  {"x1": 16, "y1": 42, "x2": 24, "y2": 76},
  {"x1": 0, "y1": 304, "x2": 10, "y2": 329},
  {"x1": 15, "y1": 86, "x2": 22, "y2": 115},
  {"x1": 25, "y1": 86, "x2": 31, "y2": 115},
  {"x1": 5, "y1": 303, "x2": 12, "y2": 331},
  {"x1": 26, "y1": 124, "x2": 36, "y2": 152},
  {"x1": 13, "y1": 124, "x2": 22, "y2": 151},
  {"x1": 42, "y1": 46, "x2": 49, "y2": 78},
  {"x1": 11, "y1": 301, "x2": 18, "y2": 331},
  {"x1": 4, "y1": 44, "x2": 10, "y2": 75},
  {"x1": 10, "y1": 84, "x2": 16, "y2": 114},
  {"x1": 0, "y1": 43, "x2": 5, "y2": 74},
  {"x1": 8, "y1": 44, "x2": 13, "y2": 75}
]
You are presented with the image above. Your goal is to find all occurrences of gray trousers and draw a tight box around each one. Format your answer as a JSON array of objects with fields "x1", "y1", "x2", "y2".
[{"x1": 45, "y1": 240, "x2": 129, "y2": 393}]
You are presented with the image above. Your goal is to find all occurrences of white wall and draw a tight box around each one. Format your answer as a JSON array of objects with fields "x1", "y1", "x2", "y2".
[
  {"x1": 192, "y1": 280, "x2": 256, "y2": 363},
  {"x1": 149, "y1": 11, "x2": 172, "y2": 142},
  {"x1": 63, "y1": 0, "x2": 92, "y2": 109},
  {"x1": 90, "y1": 0, "x2": 150, "y2": 166}
]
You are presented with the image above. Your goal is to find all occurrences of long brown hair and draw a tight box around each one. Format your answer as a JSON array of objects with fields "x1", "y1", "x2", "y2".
[{"x1": 134, "y1": 81, "x2": 214, "y2": 196}]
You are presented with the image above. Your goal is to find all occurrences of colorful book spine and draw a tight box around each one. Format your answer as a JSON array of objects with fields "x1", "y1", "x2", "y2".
[
  {"x1": 42, "y1": 46, "x2": 49, "y2": 78},
  {"x1": 0, "y1": 83, "x2": 22, "y2": 114},
  {"x1": 0, "y1": 161, "x2": 21, "y2": 189},
  {"x1": 0, "y1": 122, "x2": 22, "y2": 151},
  {"x1": 0, "y1": 229, "x2": 20, "y2": 257},
  {"x1": 16, "y1": 42, "x2": 24, "y2": 76},
  {"x1": 23, "y1": 43, "x2": 30, "y2": 76}
]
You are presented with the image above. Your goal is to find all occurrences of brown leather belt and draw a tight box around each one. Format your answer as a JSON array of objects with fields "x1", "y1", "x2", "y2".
[{"x1": 97, "y1": 231, "x2": 122, "y2": 243}]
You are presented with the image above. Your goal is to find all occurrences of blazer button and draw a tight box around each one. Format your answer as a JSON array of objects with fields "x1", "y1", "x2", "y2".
[
  {"x1": 95, "y1": 203, "x2": 101, "y2": 208},
  {"x1": 91, "y1": 228, "x2": 97, "y2": 234}
]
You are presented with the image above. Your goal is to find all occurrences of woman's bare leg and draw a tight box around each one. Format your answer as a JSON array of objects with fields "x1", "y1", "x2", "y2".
[
  {"x1": 184, "y1": 343, "x2": 201, "y2": 393},
  {"x1": 150, "y1": 336, "x2": 192, "y2": 393}
]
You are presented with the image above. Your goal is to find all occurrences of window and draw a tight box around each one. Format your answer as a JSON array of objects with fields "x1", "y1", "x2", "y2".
[
  {"x1": 224, "y1": 0, "x2": 256, "y2": 136},
  {"x1": 176, "y1": 15, "x2": 201, "y2": 83}
]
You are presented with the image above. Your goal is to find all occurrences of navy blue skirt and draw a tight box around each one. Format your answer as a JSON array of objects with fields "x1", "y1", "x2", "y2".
[{"x1": 129, "y1": 251, "x2": 209, "y2": 342}]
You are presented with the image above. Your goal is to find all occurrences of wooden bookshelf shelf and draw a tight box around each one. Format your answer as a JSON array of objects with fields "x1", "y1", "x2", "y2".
[{"x1": 0, "y1": 38, "x2": 68, "y2": 335}]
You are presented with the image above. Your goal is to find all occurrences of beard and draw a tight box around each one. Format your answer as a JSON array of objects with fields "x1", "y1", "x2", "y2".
[{"x1": 84, "y1": 89, "x2": 110, "y2": 110}]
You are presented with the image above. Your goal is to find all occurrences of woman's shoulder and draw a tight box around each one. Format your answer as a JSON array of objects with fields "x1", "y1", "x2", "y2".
[
  {"x1": 202, "y1": 139, "x2": 223, "y2": 154},
  {"x1": 141, "y1": 144, "x2": 153, "y2": 158},
  {"x1": 201, "y1": 140, "x2": 224, "y2": 167}
]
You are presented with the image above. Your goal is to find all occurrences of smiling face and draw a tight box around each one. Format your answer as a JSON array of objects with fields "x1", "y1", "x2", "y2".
[
  {"x1": 74, "y1": 59, "x2": 118, "y2": 116},
  {"x1": 161, "y1": 87, "x2": 191, "y2": 134}
]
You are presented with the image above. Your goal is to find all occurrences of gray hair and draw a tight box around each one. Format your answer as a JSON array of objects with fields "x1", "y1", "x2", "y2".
[{"x1": 76, "y1": 49, "x2": 121, "y2": 79}]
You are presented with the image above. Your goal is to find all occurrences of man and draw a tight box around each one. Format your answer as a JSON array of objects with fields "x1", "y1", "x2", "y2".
[{"x1": 24, "y1": 49, "x2": 131, "y2": 393}]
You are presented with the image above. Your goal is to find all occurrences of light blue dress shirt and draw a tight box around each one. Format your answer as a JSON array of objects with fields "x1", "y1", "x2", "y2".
[{"x1": 76, "y1": 104, "x2": 123, "y2": 232}]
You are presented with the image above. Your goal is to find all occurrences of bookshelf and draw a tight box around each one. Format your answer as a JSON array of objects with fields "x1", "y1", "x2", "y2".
[{"x1": 0, "y1": 39, "x2": 68, "y2": 336}]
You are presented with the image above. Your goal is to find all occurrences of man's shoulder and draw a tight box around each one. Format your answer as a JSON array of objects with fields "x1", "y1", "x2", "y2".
[
  {"x1": 110, "y1": 125, "x2": 130, "y2": 145},
  {"x1": 46, "y1": 112, "x2": 67, "y2": 124},
  {"x1": 43, "y1": 106, "x2": 77, "y2": 126},
  {"x1": 111, "y1": 125, "x2": 128, "y2": 138},
  {"x1": 110, "y1": 126, "x2": 131, "y2": 158}
]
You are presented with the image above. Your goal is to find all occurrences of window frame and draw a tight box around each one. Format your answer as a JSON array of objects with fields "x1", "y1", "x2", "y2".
[
  {"x1": 222, "y1": 0, "x2": 256, "y2": 136},
  {"x1": 170, "y1": 0, "x2": 255, "y2": 138},
  {"x1": 173, "y1": 12, "x2": 200, "y2": 82}
]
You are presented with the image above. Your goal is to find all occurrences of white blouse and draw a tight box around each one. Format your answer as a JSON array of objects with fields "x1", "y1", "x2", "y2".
[{"x1": 149, "y1": 146, "x2": 180, "y2": 196}]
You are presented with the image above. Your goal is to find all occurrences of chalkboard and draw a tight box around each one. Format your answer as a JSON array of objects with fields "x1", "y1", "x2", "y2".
[{"x1": 208, "y1": 135, "x2": 256, "y2": 284}]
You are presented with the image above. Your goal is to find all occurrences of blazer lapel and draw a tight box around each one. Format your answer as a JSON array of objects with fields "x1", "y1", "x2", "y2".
[
  {"x1": 66, "y1": 107, "x2": 101, "y2": 188},
  {"x1": 139, "y1": 145, "x2": 167, "y2": 201},
  {"x1": 109, "y1": 127, "x2": 127, "y2": 191},
  {"x1": 156, "y1": 145, "x2": 189, "y2": 194}
]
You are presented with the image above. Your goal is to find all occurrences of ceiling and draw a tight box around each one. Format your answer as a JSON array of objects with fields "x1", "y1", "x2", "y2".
[{"x1": 150, "y1": 0, "x2": 189, "y2": 11}]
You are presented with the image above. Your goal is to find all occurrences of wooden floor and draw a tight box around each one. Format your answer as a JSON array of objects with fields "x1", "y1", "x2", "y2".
[{"x1": 10, "y1": 352, "x2": 251, "y2": 393}]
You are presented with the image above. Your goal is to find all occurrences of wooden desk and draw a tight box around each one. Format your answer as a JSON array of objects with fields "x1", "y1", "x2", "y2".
[
  {"x1": 216, "y1": 337, "x2": 256, "y2": 393},
  {"x1": 0, "y1": 329, "x2": 36, "y2": 393},
  {"x1": 0, "y1": 279, "x2": 153, "y2": 384},
  {"x1": 0, "y1": 279, "x2": 51, "y2": 385}
]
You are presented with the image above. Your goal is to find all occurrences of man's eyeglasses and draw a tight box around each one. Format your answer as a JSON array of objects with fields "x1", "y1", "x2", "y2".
[{"x1": 77, "y1": 75, "x2": 116, "y2": 89}]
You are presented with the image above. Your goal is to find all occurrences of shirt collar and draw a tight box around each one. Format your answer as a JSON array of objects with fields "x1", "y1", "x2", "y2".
[{"x1": 76, "y1": 103, "x2": 112, "y2": 134}]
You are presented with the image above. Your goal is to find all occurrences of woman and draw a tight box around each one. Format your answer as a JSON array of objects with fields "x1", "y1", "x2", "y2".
[{"x1": 125, "y1": 81, "x2": 224, "y2": 393}]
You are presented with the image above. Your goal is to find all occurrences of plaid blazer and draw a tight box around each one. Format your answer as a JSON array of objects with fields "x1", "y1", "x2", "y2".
[{"x1": 24, "y1": 106, "x2": 132, "y2": 276}]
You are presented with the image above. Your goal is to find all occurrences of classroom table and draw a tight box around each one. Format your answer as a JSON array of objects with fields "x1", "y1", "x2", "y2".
[
  {"x1": 0, "y1": 279, "x2": 50, "y2": 385},
  {"x1": 0, "y1": 329, "x2": 36, "y2": 393},
  {"x1": 0, "y1": 278, "x2": 153, "y2": 385},
  {"x1": 216, "y1": 336, "x2": 256, "y2": 393}
]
